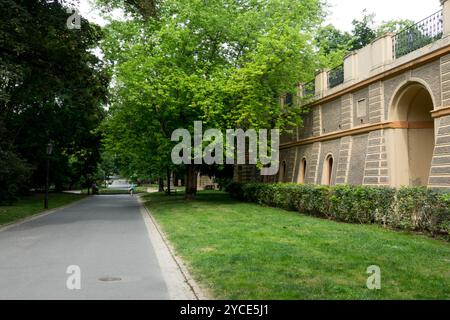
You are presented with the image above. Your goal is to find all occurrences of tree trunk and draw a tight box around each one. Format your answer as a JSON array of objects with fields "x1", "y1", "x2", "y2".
[
  {"x1": 158, "y1": 177, "x2": 164, "y2": 193},
  {"x1": 166, "y1": 168, "x2": 171, "y2": 196},
  {"x1": 185, "y1": 164, "x2": 198, "y2": 200}
]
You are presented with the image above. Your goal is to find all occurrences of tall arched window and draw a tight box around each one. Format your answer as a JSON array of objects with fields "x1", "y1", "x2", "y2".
[
  {"x1": 298, "y1": 158, "x2": 307, "y2": 184},
  {"x1": 322, "y1": 154, "x2": 334, "y2": 186}
]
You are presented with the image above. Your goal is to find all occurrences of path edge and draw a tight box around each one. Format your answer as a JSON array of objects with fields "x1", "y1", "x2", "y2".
[{"x1": 138, "y1": 196, "x2": 209, "y2": 300}]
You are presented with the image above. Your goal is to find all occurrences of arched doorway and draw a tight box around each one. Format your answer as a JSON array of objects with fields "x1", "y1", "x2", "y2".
[
  {"x1": 298, "y1": 158, "x2": 307, "y2": 184},
  {"x1": 322, "y1": 154, "x2": 334, "y2": 186},
  {"x1": 388, "y1": 82, "x2": 435, "y2": 187}
]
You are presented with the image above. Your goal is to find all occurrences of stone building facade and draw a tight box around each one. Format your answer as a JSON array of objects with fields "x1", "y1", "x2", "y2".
[{"x1": 237, "y1": 0, "x2": 450, "y2": 189}]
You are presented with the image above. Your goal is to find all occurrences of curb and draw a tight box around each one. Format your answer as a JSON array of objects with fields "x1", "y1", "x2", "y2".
[
  {"x1": 138, "y1": 196, "x2": 209, "y2": 300},
  {"x1": 0, "y1": 196, "x2": 90, "y2": 232}
]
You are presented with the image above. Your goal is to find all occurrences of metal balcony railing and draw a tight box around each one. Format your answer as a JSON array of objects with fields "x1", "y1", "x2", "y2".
[
  {"x1": 328, "y1": 64, "x2": 344, "y2": 89},
  {"x1": 393, "y1": 10, "x2": 443, "y2": 59},
  {"x1": 302, "y1": 79, "x2": 315, "y2": 97}
]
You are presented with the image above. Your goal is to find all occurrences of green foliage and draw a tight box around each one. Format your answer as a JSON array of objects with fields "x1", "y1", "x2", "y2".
[
  {"x1": 96, "y1": 0, "x2": 159, "y2": 20},
  {"x1": 0, "y1": 148, "x2": 31, "y2": 205},
  {"x1": 228, "y1": 183, "x2": 450, "y2": 239},
  {"x1": 315, "y1": 25, "x2": 352, "y2": 68},
  {"x1": 350, "y1": 10, "x2": 377, "y2": 50},
  {"x1": 225, "y1": 181, "x2": 245, "y2": 200},
  {"x1": 393, "y1": 187, "x2": 450, "y2": 235},
  {"x1": 100, "y1": 0, "x2": 325, "y2": 182},
  {"x1": 0, "y1": 0, "x2": 109, "y2": 196},
  {"x1": 377, "y1": 19, "x2": 414, "y2": 35},
  {"x1": 239, "y1": 182, "x2": 331, "y2": 215},
  {"x1": 329, "y1": 185, "x2": 396, "y2": 224}
]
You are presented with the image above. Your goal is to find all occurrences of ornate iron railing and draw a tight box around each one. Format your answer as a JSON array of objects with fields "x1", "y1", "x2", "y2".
[
  {"x1": 328, "y1": 64, "x2": 344, "y2": 89},
  {"x1": 393, "y1": 10, "x2": 443, "y2": 59},
  {"x1": 302, "y1": 79, "x2": 315, "y2": 97}
]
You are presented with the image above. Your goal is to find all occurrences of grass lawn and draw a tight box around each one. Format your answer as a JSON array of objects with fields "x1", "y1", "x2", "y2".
[
  {"x1": 0, "y1": 193, "x2": 86, "y2": 226},
  {"x1": 143, "y1": 191, "x2": 450, "y2": 300}
]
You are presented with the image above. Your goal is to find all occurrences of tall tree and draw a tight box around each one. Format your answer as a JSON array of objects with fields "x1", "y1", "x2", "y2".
[
  {"x1": 0, "y1": 0, "x2": 109, "y2": 199},
  {"x1": 100, "y1": 0, "x2": 325, "y2": 199},
  {"x1": 316, "y1": 24, "x2": 353, "y2": 68},
  {"x1": 350, "y1": 10, "x2": 377, "y2": 50}
]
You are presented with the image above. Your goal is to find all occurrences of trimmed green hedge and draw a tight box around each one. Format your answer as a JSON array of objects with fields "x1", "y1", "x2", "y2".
[{"x1": 226, "y1": 182, "x2": 450, "y2": 239}]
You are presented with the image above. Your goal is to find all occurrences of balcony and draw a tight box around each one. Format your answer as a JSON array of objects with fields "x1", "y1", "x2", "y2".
[
  {"x1": 393, "y1": 10, "x2": 443, "y2": 59},
  {"x1": 301, "y1": 1, "x2": 450, "y2": 101},
  {"x1": 302, "y1": 79, "x2": 316, "y2": 97},
  {"x1": 327, "y1": 64, "x2": 344, "y2": 89}
]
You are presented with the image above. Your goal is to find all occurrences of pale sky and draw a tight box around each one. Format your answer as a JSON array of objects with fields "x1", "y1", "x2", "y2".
[
  {"x1": 78, "y1": 0, "x2": 443, "y2": 31},
  {"x1": 326, "y1": 0, "x2": 442, "y2": 31}
]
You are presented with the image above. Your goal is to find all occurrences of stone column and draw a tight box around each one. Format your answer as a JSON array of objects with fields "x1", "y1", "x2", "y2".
[
  {"x1": 442, "y1": 0, "x2": 450, "y2": 37},
  {"x1": 315, "y1": 69, "x2": 329, "y2": 98},
  {"x1": 370, "y1": 33, "x2": 395, "y2": 71},
  {"x1": 344, "y1": 51, "x2": 358, "y2": 83}
]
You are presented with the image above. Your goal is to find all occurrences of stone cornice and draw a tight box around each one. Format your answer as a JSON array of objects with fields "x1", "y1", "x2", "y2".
[
  {"x1": 280, "y1": 121, "x2": 434, "y2": 150},
  {"x1": 431, "y1": 106, "x2": 450, "y2": 118}
]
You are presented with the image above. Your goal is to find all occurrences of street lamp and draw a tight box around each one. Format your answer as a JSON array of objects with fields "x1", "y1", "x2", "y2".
[{"x1": 44, "y1": 142, "x2": 53, "y2": 209}]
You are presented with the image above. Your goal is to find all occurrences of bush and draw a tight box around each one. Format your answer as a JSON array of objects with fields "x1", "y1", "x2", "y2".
[
  {"x1": 215, "y1": 177, "x2": 233, "y2": 191},
  {"x1": 329, "y1": 185, "x2": 396, "y2": 224},
  {"x1": 394, "y1": 187, "x2": 450, "y2": 236},
  {"x1": 227, "y1": 182, "x2": 450, "y2": 239},
  {"x1": 225, "y1": 182, "x2": 245, "y2": 200},
  {"x1": 294, "y1": 185, "x2": 331, "y2": 217},
  {"x1": 241, "y1": 183, "x2": 331, "y2": 214},
  {"x1": 0, "y1": 149, "x2": 31, "y2": 205}
]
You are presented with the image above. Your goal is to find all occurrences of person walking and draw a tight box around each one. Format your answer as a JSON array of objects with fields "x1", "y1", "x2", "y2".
[{"x1": 129, "y1": 183, "x2": 136, "y2": 196}]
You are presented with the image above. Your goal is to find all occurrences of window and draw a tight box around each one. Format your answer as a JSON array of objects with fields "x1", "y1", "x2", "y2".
[
  {"x1": 322, "y1": 154, "x2": 334, "y2": 186},
  {"x1": 284, "y1": 93, "x2": 293, "y2": 106},
  {"x1": 357, "y1": 98, "x2": 367, "y2": 119},
  {"x1": 298, "y1": 158, "x2": 307, "y2": 184}
]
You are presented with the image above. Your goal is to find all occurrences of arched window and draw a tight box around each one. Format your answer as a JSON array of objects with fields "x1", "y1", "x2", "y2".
[
  {"x1": 322, "y1": 154, "x2": 334, "y2": 186},
  {"x1": 298, "y1": 158, "x2": 307, "y2": 184}
]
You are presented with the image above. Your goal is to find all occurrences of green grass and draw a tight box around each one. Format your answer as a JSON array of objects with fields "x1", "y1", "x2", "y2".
[
  {"x1": 143, "y1": 191, "x2": 450, "y2": 300},
  {"x1": 0, "y1": 193, "x2": 86, "y2": 226}
]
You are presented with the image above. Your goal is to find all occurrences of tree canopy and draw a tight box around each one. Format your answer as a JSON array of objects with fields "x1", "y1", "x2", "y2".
[
  {"x1": 100, "y1": 0, "x2": 326, "y2": 197},
  {"x1": 0, "y1": 0, "x2": 109, "y2": 202}
]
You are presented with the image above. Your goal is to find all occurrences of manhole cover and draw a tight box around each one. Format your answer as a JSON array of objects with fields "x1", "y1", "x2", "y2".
[{"x1": 98, "y1": 276, "x2": 122, "y2": 282}]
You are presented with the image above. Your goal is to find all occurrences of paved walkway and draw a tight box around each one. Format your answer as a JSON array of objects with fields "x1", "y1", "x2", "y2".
[{"x1": 0, "y1": 195, "x2": 191, "y2": 300}]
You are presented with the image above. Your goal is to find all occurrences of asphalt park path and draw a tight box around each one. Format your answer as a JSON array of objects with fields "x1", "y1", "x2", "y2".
[{"x1": 0, "y1": 195, "x2": 170, "y2": 300}]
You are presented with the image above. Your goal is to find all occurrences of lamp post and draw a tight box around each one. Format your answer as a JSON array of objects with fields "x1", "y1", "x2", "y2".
[{"x1": 44, "y1": 142, "x2": 53, "y2": 209}]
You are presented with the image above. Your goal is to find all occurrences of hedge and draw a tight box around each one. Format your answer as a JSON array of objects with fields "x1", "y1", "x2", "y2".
[{"x1": 226, "y1": 182, "x2": 450, "y2": 239}]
